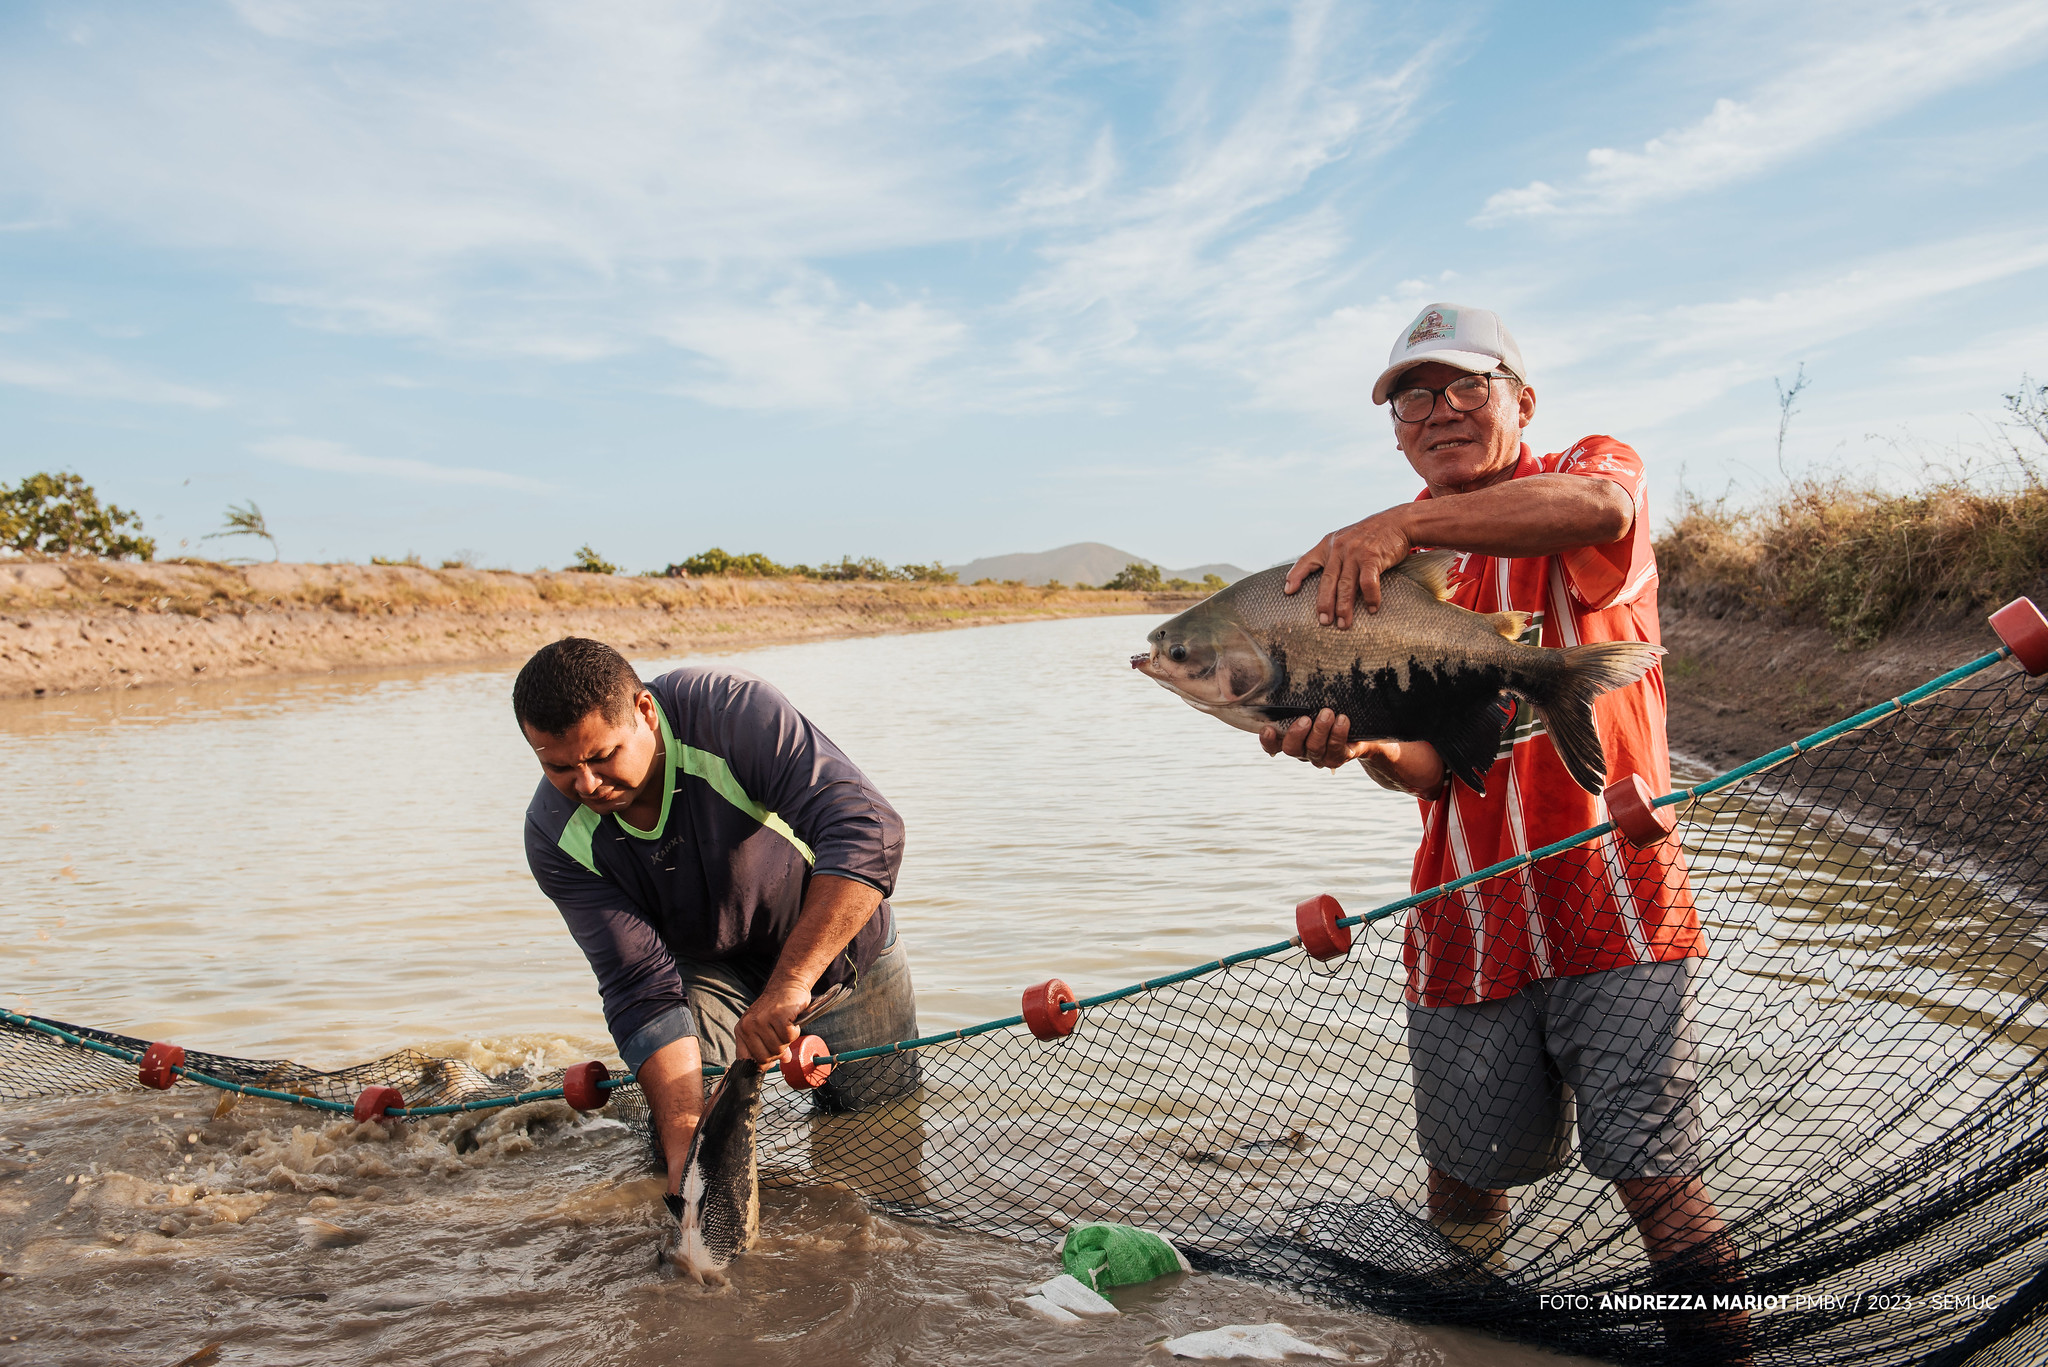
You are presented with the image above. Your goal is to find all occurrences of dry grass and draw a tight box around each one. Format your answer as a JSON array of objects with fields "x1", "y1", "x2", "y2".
[{"x1": 1658, "y1": 474, "x2": 2048, "y2": 648}]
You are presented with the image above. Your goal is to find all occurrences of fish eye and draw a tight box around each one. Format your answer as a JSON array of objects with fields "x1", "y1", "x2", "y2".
[{"x1": 1168, "y1": 645, "x2": 1188, "y2": 663}]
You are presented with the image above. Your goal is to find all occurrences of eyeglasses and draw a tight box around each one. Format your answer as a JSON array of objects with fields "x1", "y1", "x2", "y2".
[{"x1": 1390, "y1": 372, "x2": 1512, "y2": 423}]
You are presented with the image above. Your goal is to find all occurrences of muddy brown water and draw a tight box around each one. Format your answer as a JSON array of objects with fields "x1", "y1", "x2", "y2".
[{"x1": 1, "y1": 617, "x2": 1623, "y2": 1365}]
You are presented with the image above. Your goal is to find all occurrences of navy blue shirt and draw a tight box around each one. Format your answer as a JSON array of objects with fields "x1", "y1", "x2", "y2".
[{"x1": 524, "y1": 667, "x2": 903, "y2": 1070}]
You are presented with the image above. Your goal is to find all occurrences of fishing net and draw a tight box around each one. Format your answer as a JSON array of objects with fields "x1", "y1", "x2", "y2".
[{"x1": 6, "y1": 644, "x2": 2046, "y2": 1366}]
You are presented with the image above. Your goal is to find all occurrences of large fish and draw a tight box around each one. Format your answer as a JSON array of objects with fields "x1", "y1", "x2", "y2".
[
  {"x1": 1132, "y1": 551, "x2": 1663, "y2": 795},
  {"x1": 661, "y1": 987, "x2": 844, "y2": 1284}
]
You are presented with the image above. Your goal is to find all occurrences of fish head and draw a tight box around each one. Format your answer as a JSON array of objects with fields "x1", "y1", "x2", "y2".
[{"x1": 1133, "y1": 601, "x2": 1274, "y2": 710}]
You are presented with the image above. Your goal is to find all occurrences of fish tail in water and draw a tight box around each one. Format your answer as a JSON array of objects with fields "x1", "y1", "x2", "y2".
[{"x1": 1522, "y1": 641, "x2": 1667, "y2": 794}]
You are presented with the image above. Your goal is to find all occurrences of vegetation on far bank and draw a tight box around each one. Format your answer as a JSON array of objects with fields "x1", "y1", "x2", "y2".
[
  {"x1": 1657, "y1": 378, "x2": 2048, "y2": 648},
  {"x1": 0, "y1": 556, "x2": 1206, "y2": 621},
  {"x1": 1, "y1": 471, "x2": 154, "y2": 560}
]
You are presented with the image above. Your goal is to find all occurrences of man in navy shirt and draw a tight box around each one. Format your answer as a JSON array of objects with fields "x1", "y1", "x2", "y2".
[{"x1": 516, "y1": 637, "x2": 916, "y2": 1194}]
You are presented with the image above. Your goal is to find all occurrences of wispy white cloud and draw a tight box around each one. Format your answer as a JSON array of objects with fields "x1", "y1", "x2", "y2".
[
  {"x1": 251, "y1": 435, "x2": 552, "y2": 492},
  {"x1": 1532, "y1": 229, "x2": 2048, "y2": 439},
  {"x1": 0, "y1": 0, "x2": 1462, "y2": 415},
  {"x1": 0, "y1": 304, "x2": 66, "y2": 334},
  {"x1": 1652, "y1": 230, "x2": 2048, "y2": 358},
  {"x1": 1476, "y1": 0, "x2": 2048, "y2": 225},
  {"x1": 658, "y1": 280, "x2": 969, "y2": 411},
  {"x1": 0, "y1": 353, "x2": 225, "y2": 407},
  {"x1": 1009, "y1": 7, "x2": 1459, "y2": 375}
]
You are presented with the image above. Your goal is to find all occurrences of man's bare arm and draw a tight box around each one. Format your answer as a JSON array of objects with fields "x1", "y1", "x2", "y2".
[
  {"x1": 638, "y1": 1035, "x2": 704, "y2": 1196},
  {"x1": 1285, "y1": 474, "x2": 1633, "y2": 628},
  {"x1": 733, "y1": 874, "x2": 883, "y2": 1066},
  {"x1": 1260, "y1": 709, "x2": 1448, "y2": 800}
]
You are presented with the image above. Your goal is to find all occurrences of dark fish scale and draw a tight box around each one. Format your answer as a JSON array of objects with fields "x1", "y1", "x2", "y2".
[{"x1": 668, "y1": 1059, "x2": 763, "y2": 1283}]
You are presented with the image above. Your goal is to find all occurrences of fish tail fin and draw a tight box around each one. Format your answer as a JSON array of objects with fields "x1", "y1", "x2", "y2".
[
  {"x1": 1490, "y1": 610, "x2": 1531, "y2": 642},
  {"x1": 1525, "y1": 641, "x2": 1666, "y2": 794}
]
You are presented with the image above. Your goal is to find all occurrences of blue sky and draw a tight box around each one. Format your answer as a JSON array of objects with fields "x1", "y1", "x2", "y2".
[{"x1": 3, "y1": 0, "x2": 2045, "y2": 573}]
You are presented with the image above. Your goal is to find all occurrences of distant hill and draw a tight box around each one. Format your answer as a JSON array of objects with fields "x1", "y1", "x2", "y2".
[{"x1": 949, "y1": 542, "x2": 1248, "y2": 588}]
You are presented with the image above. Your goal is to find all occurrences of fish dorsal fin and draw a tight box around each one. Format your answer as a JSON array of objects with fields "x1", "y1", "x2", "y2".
[
  {"x1": 1493, "y1": 610, "x2": 1531, "y2": 642},
  {"x1": 1391, "y1": 548, "x2": 1459, "y2": 601}
]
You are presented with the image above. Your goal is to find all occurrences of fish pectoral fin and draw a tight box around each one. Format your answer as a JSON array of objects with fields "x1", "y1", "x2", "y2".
[
  {"x1": 1390, "y1": 548, "x2": 1460, "y2": 601},
  {"x1": 1491, "y1": 610, "x2": 1531, "y2": 642},
  {"x1": 1429, "y1": 703, "x2": 1514, "y2": 796}
]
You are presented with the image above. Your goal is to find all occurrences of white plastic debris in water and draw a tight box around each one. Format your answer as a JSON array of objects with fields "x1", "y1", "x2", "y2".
[
  {"x1": 1014, "y1": 1294, "x2": 1082, "y2": 1324},
  {"x1": 1160, "y1": 1323, "x2": 1349, "y2": 1360},
  {"x1": 1028, "y1": 1273, "x2": 1119, "y2": 1317}
]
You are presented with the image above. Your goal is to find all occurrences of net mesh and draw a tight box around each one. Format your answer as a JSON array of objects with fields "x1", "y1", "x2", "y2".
[{"x1": 5, "y1": 653, "x2": 2045, "y2": 1365}]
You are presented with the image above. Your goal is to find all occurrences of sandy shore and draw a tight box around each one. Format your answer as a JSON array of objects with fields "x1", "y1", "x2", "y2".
[{"x1": 0, "y1": 559, "x2": 1196, "y2": 700}]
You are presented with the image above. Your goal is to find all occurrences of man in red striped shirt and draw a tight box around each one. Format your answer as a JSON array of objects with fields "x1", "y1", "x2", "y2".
[{"x1": 1263, "y1": 303, "x2": 1746, "y2": 1358}]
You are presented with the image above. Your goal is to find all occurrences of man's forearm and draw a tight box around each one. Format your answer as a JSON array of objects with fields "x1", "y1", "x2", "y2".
[
  {"x1": 1400, "y1": 474, "x2": 1632, "y2": 558},
  {"x1": 732, "y1": 874, "x2": 884, "y2": 1064},
  {"x1": 638, "y1": 1034, "x2": 704, "y2": 1194},
  {"x1": 769, "y1": 874, "x2": 883, "y2": 996}
]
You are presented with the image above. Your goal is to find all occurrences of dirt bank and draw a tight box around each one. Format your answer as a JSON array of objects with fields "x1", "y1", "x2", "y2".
[
  {"x1": 1659, "y1": 603, "x2": 2017, "y2": 770},
  {"x1": 0, "y1": 559, "x2": 1197, "y2": 699},
  {"x1": 5, "y1": 558, "x2": 2024, "y2": 771}
]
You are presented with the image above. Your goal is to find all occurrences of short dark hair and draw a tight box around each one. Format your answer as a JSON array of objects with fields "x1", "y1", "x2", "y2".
[{"x1": 513, "y1": 638, "x2": 644, "y2": 735}]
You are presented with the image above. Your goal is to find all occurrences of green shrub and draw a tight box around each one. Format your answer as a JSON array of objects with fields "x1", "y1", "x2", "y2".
[
  {"x1": 0, "y1": 471, "x2": 154, "y2": 559},
  {"x1": 567, "y1": 545, "x2": 618, "y2": 575},
  {"x1": 669, "y1": 548, "x2": 957, "y2": 582},
  {"x1": 677, "y1": 547, "x2": 787, "y2": 577},
  {"x1": 1103, "y1": 561, "x2": 1164, "y2": 592}
]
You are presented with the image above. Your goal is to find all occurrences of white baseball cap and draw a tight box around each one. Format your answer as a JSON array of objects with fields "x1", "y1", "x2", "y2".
[{"x1": 1371, "y1": 302, "x2": 1526, "y2": 404}]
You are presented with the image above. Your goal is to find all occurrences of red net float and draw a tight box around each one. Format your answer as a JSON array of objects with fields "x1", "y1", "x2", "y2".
[
  {"x1": 353, "y1": 1086, "x2": 404, "y2": 1123},
  {"x1": 1605, "y1": 773, "x2": 1676, "y2": 850},
  {"x1": 1295, "y1": 894, "x2": 1352, "y2": 962},
  {"x1": 1021, "y1": 979, "x2": 1078, "y2": 1041},
  {"x1": 780, "y1": 1035, "x2": 834, "y2": 1091},
  {"x1": 1991, "y1": 597, "x2": 2048, "y2": 676},
  {"x1": 561, "y1": 1060, "x2": 610, "y2": 1112},
  {"x1": 137, "y1": 1042, "x2": 185, "y2": 1090}
]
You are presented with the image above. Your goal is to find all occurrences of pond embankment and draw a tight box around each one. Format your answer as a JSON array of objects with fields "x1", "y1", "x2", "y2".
[
  {"x1": 3, "y1": 556, "x2": 2031, "y2": 773},
  {"x1": 1658, "y1": 607, "x2": 2010, "y2": 769},
  {"x1": 0, "y1": 560, "x2": 1195, "y2": 700}
]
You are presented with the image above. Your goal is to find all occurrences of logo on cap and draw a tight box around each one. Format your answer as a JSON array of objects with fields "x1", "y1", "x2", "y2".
[{"x1": 1406, "y1": 307, "x2": 1457, "y2": 351}]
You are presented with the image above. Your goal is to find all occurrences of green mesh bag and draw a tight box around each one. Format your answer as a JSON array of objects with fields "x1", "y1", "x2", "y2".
[{"x1": 1060, "y1": 1222, "x2": 1191, "y2": 1290}]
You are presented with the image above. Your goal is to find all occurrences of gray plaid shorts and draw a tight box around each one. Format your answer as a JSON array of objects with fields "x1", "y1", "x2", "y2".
[{"x1": 1407, "y1": 957, "x2": 1705, "y2": 1189}]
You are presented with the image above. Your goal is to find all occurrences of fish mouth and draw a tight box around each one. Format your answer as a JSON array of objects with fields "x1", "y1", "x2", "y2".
[{"x1": 1130, "y1": 652, "x2": 1152, "y2": 670}]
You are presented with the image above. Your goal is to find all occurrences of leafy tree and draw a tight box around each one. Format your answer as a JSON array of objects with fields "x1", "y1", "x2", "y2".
[
  {"x1": 567, "y1": 545, "x2": 619, "y2": 575},
  {"x1": 896, "y1": 560, "x2": 959, "y2": 583},
  {"x1": 1103, "y1": 560, "x2": 1164, "y2": 591},
  {"x1": 0, "y1": 471, "x2": 155, "y2": 559},
  {"x1": 203, "y1": 500, "x2": 279, "y2": 561},
  {"x1": 678, "y1": 547, "x2": 787, "y2": 577},
  {"x1": 1201, "y1": 573, "x2": 1226, "y2": 591}
]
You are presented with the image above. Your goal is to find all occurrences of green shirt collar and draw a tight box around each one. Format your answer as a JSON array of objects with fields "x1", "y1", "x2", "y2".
[{"x1": 612, "y1": 702, "x2": 676, "y2": 841}]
